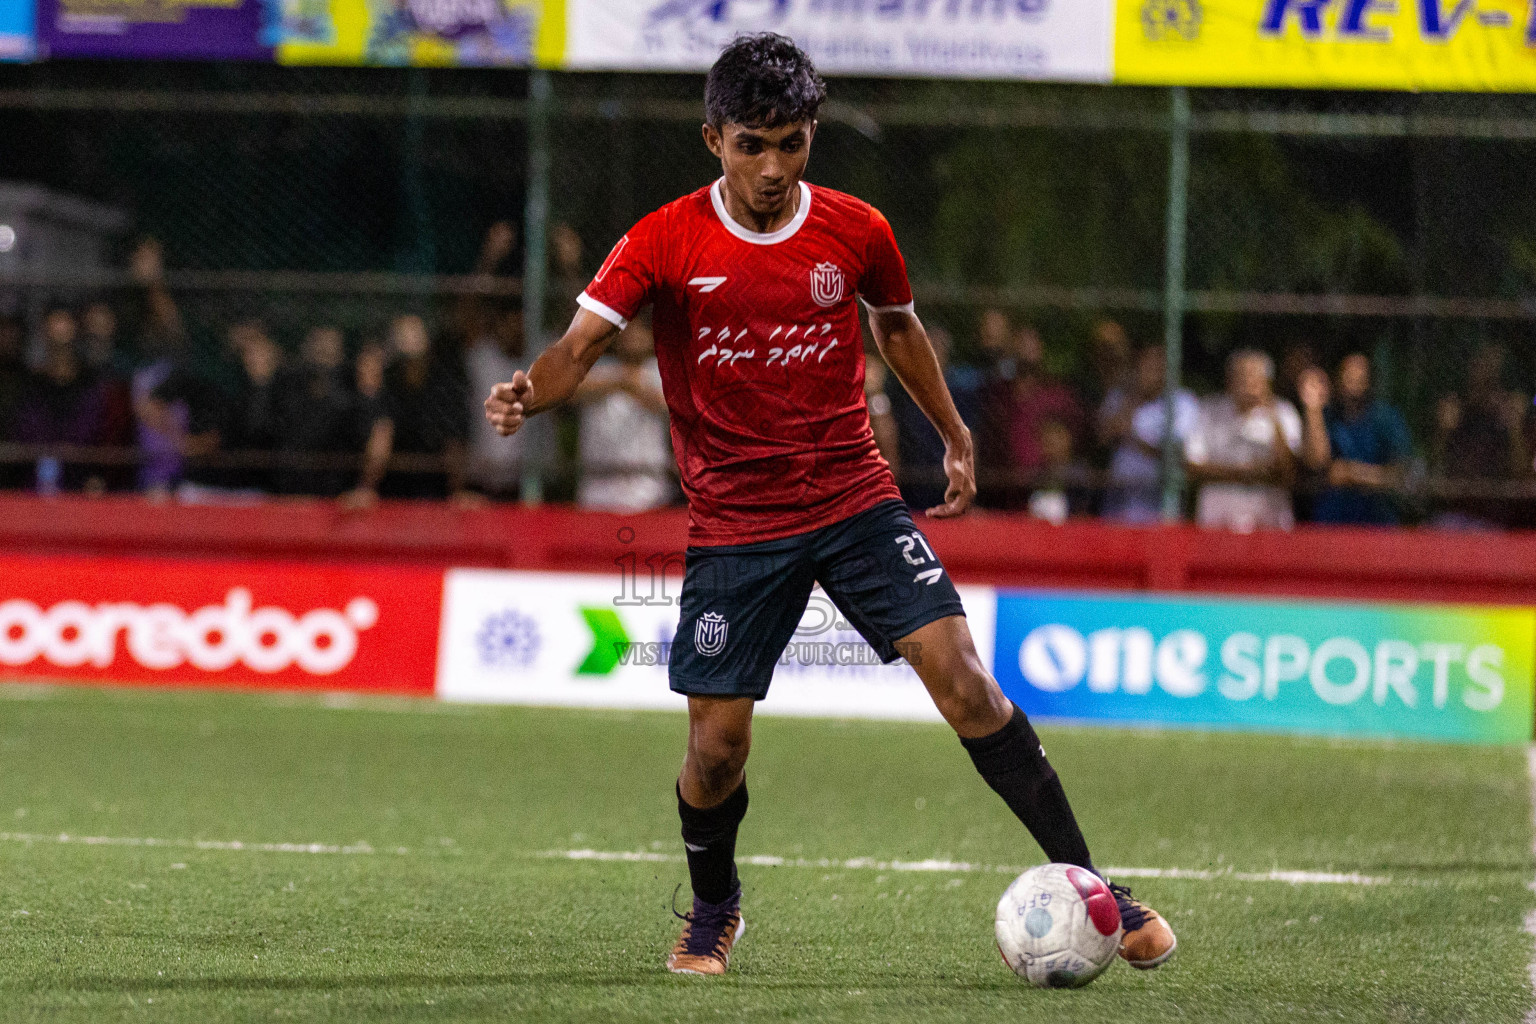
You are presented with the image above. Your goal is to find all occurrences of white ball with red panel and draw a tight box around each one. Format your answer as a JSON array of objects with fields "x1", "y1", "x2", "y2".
[{"x1": 994, "y1": 863, "x2": 1123, "y2": 988}]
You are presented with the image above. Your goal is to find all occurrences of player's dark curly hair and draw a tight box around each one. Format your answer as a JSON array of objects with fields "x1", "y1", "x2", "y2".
[{"x1": 704, "y1": 33, "x2": 826, "y2": 129}]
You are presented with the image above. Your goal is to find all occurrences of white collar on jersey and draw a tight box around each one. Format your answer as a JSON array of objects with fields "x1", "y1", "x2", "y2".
[{"x1": 709, "y1": 178, "x2": 813, "y2": 245}]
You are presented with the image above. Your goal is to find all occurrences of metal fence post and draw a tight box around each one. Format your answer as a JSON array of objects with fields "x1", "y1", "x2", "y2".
[
  {"x1": 521, "y1": 69, "x2": 554, "y2": 505},
  {"x1": 1160, "y1": 86, "x2": 1191, "y2": 523}
]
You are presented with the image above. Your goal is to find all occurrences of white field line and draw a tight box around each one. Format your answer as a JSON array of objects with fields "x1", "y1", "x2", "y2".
[
  {"x1": 1524, "y1": 745, "x2": 1536, "y2": 1024},
  {"x1": 551, "y1": 849, "x2": 1389, "y2": 886},
  {"x1": 0, "y1": 831, "x2": 1393, "y2": 886},
  {"x1": 0, "y1": 831, "x2": 403, "y2": 855}
]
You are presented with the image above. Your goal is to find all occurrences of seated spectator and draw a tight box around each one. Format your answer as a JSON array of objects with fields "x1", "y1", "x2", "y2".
[
  {"x1": 0, "y1": 313, "x2": 30, "y2": 489},
  {"x1": 1430, "y1": 342, "x2": 1529, "y2": 530},
  {"x1": 573, "y1": 318, "x2": 673, "y2": 512},
  {"x1": 1027, "y1": 419, "x2": 1094, "y2": 525},
  {"x1": 1303, "y1": 353, "x2": 1414, "y2": 526},
  {"x1": 1099, "y1": 344, "x2": 1198, "y2": 524},
  {"x1": 995, "y1": 325, "x2": 1084, "y2": 509},
  {"x1": 346, "y1": 314, "x2": 472, "y2": 505},
  {"x1": 1185, "y1": 349, "x2": 1302, "y2": 532},
  {"x1": 13, "y1": 307, "x2": 109, "y2": 493},
  {"x1": 273, "y1": 326, "x2": 361, "y2": 498},
  {"x1": 882, "y1": 324, "x2": 983, "y2": 511}
]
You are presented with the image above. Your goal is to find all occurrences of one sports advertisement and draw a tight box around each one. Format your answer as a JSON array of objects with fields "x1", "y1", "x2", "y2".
[
  {"x1": 266, "y1": 0, "x2": 562, "y2": 66},
  {"x1": 0, "y1": 0, "x2": 35, "y2": 60},
  {"x1": 993, "y1": 589, "x2": 1536, "y2": 743},
  {"x1": 1115, "y1": 0, "x2": 1536, "y2": 91},
  {"x1": 561, "y1": 0, "x2": 1113, "y2": 80},
  {"x1": 37, "y1": 0, "x2": 269, "y2": 59}
]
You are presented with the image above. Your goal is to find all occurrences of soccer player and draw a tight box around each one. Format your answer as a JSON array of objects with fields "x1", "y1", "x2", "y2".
[{"x1": 485, "y1": 33, "x2": 1177, "y2": 977}]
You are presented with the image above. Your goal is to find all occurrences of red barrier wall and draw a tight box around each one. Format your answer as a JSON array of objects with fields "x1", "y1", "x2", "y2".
[{"x1": 2, "y1": 493, "x2": 1535, "y2": 606}]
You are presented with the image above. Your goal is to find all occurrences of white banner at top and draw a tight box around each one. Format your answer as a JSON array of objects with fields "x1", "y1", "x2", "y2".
[{"x1": 563, "y1": 0, "x2": 1112, "y2": 80}]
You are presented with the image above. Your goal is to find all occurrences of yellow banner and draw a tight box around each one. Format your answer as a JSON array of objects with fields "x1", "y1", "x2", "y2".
[
  {"x1": 272, "y1": 0, "x2": 564, "y2": 67},
  {"x1": 1116, "y1": 0, "x2": 1536, "y2": 90}
]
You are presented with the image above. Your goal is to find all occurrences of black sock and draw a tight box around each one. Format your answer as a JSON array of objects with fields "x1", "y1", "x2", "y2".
[
  {"x1": 960, "y1": 704, "x2": 1094, "y2": 869},
  {"x1": 677, "y1": 778, "x2": 748, "y2": 906}
]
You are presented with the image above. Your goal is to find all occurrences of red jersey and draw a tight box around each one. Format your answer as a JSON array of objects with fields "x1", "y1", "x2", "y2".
[{"x1": 578, "y1": 179, "x2": 914, "y2": 546}]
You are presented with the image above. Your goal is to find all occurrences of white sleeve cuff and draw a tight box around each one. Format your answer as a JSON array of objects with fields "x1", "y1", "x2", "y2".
[
  {"x1": 576, "y1": 292, "x2": 630, "y2": 330},
  {"x1": 861, "y1": 298, "x2": 916, "y2": 315}
]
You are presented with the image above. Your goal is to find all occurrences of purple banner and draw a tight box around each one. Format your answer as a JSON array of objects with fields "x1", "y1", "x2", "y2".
[{"x1": 39, "y1": 0, "x2": 268, "y2": 60}]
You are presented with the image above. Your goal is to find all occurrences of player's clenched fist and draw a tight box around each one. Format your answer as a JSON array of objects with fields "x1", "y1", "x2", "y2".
[{"x1": 484, "y1": 372, "x2": 533, "y2": 436}]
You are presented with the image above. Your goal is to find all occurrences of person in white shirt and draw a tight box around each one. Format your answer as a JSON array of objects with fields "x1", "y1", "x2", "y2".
[
  {"x1": 1098, "y1": 344, "x2": 1198, "y2": 524},
  {"x1": 1185, "y1": 349, "x2": 1303, "y2": 532},
  {"x1": 464, "y1": 303, "x2": 554, "y2": 499},
  {"x1": 574, "y1": 318, "x2": 674, "y2": 512}
]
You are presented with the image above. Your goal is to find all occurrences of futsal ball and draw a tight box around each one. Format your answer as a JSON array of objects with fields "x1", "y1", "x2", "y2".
[{"x1": 995, "y1": 863, "x2": 1123, "y2": 988}]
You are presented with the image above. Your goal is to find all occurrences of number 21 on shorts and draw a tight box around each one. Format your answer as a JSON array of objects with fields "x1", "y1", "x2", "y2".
[{"x1": 896, "y1": 532, "x2": 945, "y2": 586}]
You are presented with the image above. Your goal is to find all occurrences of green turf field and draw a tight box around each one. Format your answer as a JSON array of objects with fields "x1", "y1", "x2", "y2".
[{"x1": 0, "y1": 684, "x2": 1532, "y2": 1022}]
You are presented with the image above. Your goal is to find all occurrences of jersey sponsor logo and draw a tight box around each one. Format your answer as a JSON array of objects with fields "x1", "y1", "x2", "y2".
[
  {"x1": 594, "y1": 235, "x2": 629, "y2": 284},
  {"x1": 695, "y1": 611, "x2": 728, "y2": 657},
  {"x1": 688, "y1": 276, "x2": 728, "y2": 293},
  {"x1": 810, "y1": 262, "x2": 846, "y2": 307}
]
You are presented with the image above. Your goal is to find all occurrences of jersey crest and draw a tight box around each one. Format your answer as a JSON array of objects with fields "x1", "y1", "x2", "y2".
[{"x1": 810, "y1": 262, "x2": 846, "y2": 307}]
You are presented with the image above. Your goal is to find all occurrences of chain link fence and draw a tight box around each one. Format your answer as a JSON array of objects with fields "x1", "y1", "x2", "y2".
[{"x1": 1, "y1": 62, "x2": 1534, "y2": 524}]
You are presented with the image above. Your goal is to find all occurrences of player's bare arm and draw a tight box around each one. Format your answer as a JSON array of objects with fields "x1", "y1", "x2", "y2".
[
  {"x1": 483, "y1": 308, "x2": 618, "y2": 436},
  {"x1": 868, "y1": 307, "x2": 976, "y2": 518}
]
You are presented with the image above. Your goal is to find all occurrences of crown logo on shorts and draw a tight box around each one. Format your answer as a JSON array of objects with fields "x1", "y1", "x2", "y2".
[{"x1": 694, "y1": 611, "x2": 728, "y2": 657}]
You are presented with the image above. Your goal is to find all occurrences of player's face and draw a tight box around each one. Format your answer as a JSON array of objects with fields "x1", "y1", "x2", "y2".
[{"x1": 704, "y1": 120, "x2": 817, "y2": 218}]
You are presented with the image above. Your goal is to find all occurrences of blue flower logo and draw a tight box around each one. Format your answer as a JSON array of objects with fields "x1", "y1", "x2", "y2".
[{"x1": 475, "y1": 610, "x2": 542, "y2": 669}]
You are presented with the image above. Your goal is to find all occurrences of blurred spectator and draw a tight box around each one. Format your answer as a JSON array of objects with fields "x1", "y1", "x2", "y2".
[
  {"x1": 865, "y1": 352, "x2": 900, "y2": 472},
  {"x1": 573, "y1": 318, "x2": 673, "y2": 512},
  {"x1": 269, "y1": 326, "x2": 362, "y2": 497},
  {"x1": 142, "y1": 319, "x2": 279, "y2": 504},
  {"x1": 994, "y1": 324, "x2": 1084, "y2": 509},
  {"x1": 79, "y1": 300, "x2": 136, "y2": 486},
  {"x1": 882, "y1": 324, "x2": 983, "y2": 511},
  {"x1": 346, "y1": 314, "x2": 472, "y2": 506},
  {"x1": 1185, "y1": 349, "x2": 1302, "y2": 532},
  {"x1": 128, "y1": 238, "x2": 202, "y2": 494},
  {"x1": 81, "y1": 301, "x2": 132, "y2": 377},
  {"x1": 977, "y1": 308, "x2": 1016, "y2": 380},
  {"x1": 1081, "y1": 319, "x2": 1133, "y2": 424},
  {"x1": 1276, "y1": 339, "x2": 1318, "y2": 411},
  {"x1": 0, "y1": 313, "x2": 31, "y2": 489},
  {"x1": 1098, "y1": 344, "x2": 1198, "y2": 524},
  {"x1": 465, "y1": 300, "x2": 555, "y2": 499},
  {"x1": 355, "y1": 340, "x2": 387, "y2": 404},
  {"x1": 13, "y1": 307, "x2": 109, "y2": 493},
  {"x1": 1430, "y1": 343, "x2": 1529, "y2": 530},
  {"x1": 550, "y1": 222, "x2": 585, "y2": 312},
  {"x1": 1303, "y1": 354, "x2": 1414, "y2": 526},
  {"x1": 1027, "y1": 420, "x2": 1094, "y2": 525}
]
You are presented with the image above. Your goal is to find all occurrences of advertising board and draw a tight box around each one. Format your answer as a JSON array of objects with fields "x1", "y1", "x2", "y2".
[
  {"x1": 38, "y1": 0, "x2": 268, "y2": 59},
  {"x1": 0, "y1": 554, "x2": 443, "y2": 694},
  {"x1": 563, "y1": 0, "x2": 1112, "y2": 80},
  {"x1": 993, "y1": 589, "x2": 1536, "y2": 743},
  {"x1": 1114, "y1": 0, "x2": 1536, "y2": 91},
  {"x1": 436, "y1": 568, "x2": 996, "y2": 721}
]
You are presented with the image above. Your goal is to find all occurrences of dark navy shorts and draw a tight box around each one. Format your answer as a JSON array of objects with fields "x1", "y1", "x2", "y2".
[{"x1": 668, "y1": 499, "x2": 966, "y2": 700}]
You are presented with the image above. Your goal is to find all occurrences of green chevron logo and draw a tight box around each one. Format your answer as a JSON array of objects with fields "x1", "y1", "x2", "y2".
[{"x1": 576, "y1": 606, "x2": 631, "y2": 675}]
